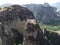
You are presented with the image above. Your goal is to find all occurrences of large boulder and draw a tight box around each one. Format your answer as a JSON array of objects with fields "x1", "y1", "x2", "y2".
[
  {"x1": 0, "y1": 4, "x2": 35, "y2": 33},
  {"x1": 0, "y1": 5, "x2": 35, "y2": 45}
]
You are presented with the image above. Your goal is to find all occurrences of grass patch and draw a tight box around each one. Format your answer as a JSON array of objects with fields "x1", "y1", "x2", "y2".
[{"x1": 38, "y1": 22, "x2": 60, "y2": 31}]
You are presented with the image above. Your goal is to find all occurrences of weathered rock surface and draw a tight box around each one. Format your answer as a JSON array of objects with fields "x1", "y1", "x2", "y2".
[{"x1": 0, "y1": 5, "x2": 35, "y2": 45}]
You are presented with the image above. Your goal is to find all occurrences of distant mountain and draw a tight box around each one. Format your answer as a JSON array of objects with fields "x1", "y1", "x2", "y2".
[
  {"x1": 0, "y1": 3, "x2": 12, "y2": 8},
  {"x1": 51, "y1": 2, "x2": 60, "y2": 10},
  {"x1": 24, "y1": 3, "x2": 58, "y2": 24}
]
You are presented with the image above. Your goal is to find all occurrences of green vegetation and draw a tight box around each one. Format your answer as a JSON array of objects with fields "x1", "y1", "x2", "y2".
[
  {"x1": 19, "y1": 44, "x2": 22, "y2": 45},
  {"x1": 38, "y1": 22, "x2": 60, "y2": 31}
]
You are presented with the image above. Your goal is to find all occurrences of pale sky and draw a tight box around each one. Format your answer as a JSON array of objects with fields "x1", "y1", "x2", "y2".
[{"x1": 0, "y1": 0, "x2": 60, "y2": 5}]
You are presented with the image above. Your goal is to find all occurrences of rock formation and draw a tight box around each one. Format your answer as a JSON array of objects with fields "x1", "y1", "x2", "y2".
[{"x1": 0, "y1": 5, "x2": 35, "y2": 45}]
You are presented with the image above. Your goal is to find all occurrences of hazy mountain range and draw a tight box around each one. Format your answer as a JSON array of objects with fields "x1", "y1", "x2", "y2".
[
  {"x1": 51, "y1": 2, "x2": 60, "y2": 10},
  {"x1": 0, "y1": 2, "x2": 60, "y2": 10}
]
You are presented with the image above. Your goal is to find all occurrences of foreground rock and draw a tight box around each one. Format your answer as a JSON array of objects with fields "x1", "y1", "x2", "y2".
[
  {"x1": 0, "y1": 5, "x2": 35, "y2": 45},
  {"x1": 43, "y1": 28, "x2": 60, "y2": 45}
]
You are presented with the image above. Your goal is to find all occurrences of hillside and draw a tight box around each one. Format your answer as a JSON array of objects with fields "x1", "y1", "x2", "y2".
[{"x1": 24, "y1": 3, "x2": 60, "y2": 25}]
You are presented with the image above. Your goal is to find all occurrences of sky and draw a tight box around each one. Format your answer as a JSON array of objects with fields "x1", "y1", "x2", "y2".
[{"x1": 0, "y1": 0, "x2": 60, "y2": 5}]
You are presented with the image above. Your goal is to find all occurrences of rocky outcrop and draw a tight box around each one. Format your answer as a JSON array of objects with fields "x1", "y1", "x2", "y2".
[
  {"x1": 0, "y1": 5, "x2": 35, "y2": 22},
  {"x1": 43, "y1": 28, "x2": 60, "y2": 45},
  {"x1": 0, "y1": 5, "x2": 35, "y2": 45}
]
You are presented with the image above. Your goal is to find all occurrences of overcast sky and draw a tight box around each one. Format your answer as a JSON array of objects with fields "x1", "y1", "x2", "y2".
[{"x1": 0, "y1": 0, "x2": 60, "y2": 5}]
